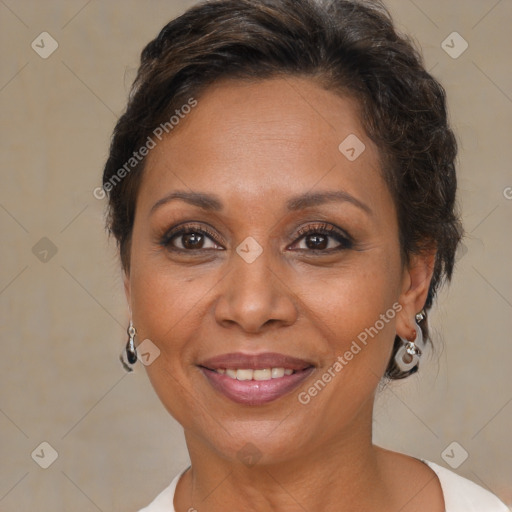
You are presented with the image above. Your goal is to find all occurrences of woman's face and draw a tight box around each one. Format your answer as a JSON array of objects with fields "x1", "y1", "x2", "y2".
[{"x1": 125, "y1": 77, "x2": 429, "y2": 464}]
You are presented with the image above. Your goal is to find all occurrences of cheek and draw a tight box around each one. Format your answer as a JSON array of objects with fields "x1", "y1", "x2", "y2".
[
  {"x1": 130, "y1": 262, "x2": 211, "y2": 349},
  {"x1": 128, "y1": 257, "x2": 212, "y2": 426},
  {"x1": 291, "y1": 258, "x2": 401, "y2": 428},
  {"x1": 127, "y1": 218, "x2": 215, "y2": 338},
  {"x1": 295, "y1": 252, "x2": 401, "y2": 349},
  {"x1": 298, "y1": 259, "x2": 401, "y2": 415}
]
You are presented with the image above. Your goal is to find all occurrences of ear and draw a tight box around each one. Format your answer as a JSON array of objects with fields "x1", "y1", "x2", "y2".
[{"x1": 396, "y1": 249, "x2": 436, "y2": 339}]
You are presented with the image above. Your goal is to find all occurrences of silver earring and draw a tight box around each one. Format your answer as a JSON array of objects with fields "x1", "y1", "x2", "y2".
[
  {"x1": 394, "y1": 316, "x2": 425, "y2": 372},
  {"x1": 415, "y1": 309, "x2": 426, "y2": 323},
  {"x1": 119, "y1": 321, "x2": 137, "y2": 372}
]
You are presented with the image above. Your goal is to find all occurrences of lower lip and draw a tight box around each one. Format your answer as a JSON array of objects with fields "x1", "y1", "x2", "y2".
[{"x1": 200, "y1": 367, "x2": 315, "y2": 405}]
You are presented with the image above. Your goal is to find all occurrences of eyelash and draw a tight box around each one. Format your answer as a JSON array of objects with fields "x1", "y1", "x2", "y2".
[{"x1": 159, "y1": 222, "x2": 353, "y2": 254}]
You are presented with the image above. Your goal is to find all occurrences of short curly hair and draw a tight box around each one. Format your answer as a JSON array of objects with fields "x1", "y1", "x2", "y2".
[{"x1": 102, "y1": 0, "x2": 463, "y2": 379}]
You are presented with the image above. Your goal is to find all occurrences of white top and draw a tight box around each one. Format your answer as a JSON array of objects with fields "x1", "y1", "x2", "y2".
[{"x1": 137, "y1": 460, "x2": 509, "y2": 512}]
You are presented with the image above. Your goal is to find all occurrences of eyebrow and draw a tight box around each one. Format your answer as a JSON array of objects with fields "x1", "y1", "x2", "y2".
[{"x1": 150, "y1": 189, "x2": 372, "y2": 216}]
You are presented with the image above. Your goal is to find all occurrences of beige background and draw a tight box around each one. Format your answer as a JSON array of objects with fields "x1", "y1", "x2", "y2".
[{"x1": 0, "y1": 0, "x2": 511, "y2": 510}]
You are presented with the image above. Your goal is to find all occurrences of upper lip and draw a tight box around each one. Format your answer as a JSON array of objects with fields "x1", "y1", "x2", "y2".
[{"x1": 198, "y1": 352, "x2": 315, "y2": 371}]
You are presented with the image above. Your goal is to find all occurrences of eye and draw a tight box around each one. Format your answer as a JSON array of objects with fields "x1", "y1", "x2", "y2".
[
  {"x1": 160, "y1": 223, "x2": 224, "y2": 252},
  {"x1": 291, "y1": 222, "x2": 353, "y2": 252},
  {"x1": 160, "y1": 221, "x2": 353, "y2": 254}
]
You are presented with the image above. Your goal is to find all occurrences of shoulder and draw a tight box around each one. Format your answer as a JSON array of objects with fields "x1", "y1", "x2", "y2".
[
  {"x1": 423, "y1": 460, "x2": 509, "y2": 512},
  {"x1": 137, "y1": 466, "x2": 190, "y2": 512}
]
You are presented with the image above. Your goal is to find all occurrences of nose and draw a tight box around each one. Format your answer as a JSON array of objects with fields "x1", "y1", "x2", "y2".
[{"x1": 214, "y1": 245, "x2": 298, "y2": 334}]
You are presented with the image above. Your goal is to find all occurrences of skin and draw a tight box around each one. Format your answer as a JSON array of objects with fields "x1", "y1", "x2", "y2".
[{"x1": 124, "y1": 76, "x2": 444, "y2": 511}]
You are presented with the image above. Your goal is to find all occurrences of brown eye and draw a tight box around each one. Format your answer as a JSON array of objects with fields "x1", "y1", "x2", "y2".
[
  {"x1": 302, "y1": 233, "x2": 329, "y2": 250},
  {"x1": 292, "y1": 223, "x2": 353, "y2": 252},
  {"x1": 176, "y1": 231, "x2": 207, "y2": 250},
  {"x1": 161, "y1": 225, "x2": 223, "y2": 252}
]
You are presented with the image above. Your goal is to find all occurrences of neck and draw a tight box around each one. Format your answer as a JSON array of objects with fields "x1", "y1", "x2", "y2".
[{"x1": 175, "y1": 404, "x2": 391, "y2": 511}]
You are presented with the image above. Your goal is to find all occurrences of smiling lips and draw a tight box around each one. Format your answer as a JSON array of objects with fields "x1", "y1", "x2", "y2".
[{"x1": 198, "y1": 352, "x2": 315, "y2": 405}]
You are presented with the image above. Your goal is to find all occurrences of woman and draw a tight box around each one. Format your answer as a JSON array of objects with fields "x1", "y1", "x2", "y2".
[{"x1": 102, "y1": 0, "x2": 508, "y2": 510}]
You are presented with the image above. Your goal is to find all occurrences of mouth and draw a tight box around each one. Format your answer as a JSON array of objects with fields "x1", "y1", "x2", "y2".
[
  {"x1": 204, "y1": 367, "x2": 298, "y2": 379},
  {"x1": 197, "y1": 352, "x2": 315, "y2": 405}
]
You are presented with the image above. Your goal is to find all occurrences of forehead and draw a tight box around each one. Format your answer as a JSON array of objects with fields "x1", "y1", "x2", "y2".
[{"x1": 139, "y1": 76, "x2": 388, "y2": 215}]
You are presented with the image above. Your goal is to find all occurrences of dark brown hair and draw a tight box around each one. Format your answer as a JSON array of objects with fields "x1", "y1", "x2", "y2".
[{"x1": 102, "y1": 0, "x2": 463, "y2": 379}]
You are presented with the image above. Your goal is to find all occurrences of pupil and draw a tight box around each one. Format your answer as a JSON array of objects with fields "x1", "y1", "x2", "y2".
[
  {"x1": 183, "y1": 232, "x2": 203, "y2": 249},
  {"x1": 306, "y1": 234, "x2": 327, "y2": 250}
]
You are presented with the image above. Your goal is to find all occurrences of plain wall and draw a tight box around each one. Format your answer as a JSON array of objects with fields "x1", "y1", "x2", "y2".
[{"x1": 1, "y1": 0, "x2": 511, "y2": 510}]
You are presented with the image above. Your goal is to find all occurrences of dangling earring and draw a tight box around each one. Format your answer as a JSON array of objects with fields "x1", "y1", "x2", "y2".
[
  {"x1": 394, "y1": 312, "x2": 425, "y2": 372},
  {"x1": 119, "y1": 320, "x2": 137, "y2": 372}
]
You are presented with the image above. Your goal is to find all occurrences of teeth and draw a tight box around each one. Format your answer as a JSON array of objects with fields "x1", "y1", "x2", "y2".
[
  {"x1": 271, "y1": 367, "x2": 284, "y2": 378},
  {"x1": 252, "y1": 369, "x2": 271, "y2": 380},
  {"x1": 236, "y1": 369, "x2": 253, "y2": 381},
  {"x1": 214, "y1": 367, "x2": 297, "y2": 380}
]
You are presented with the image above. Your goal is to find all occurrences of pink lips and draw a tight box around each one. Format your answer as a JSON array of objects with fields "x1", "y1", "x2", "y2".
[
  {"x1": 198, "y1": 352, "x2": 315, "y2": 405},
  {"x1": 199, "y1": 352, "x2": 314, "y2": 371}
]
